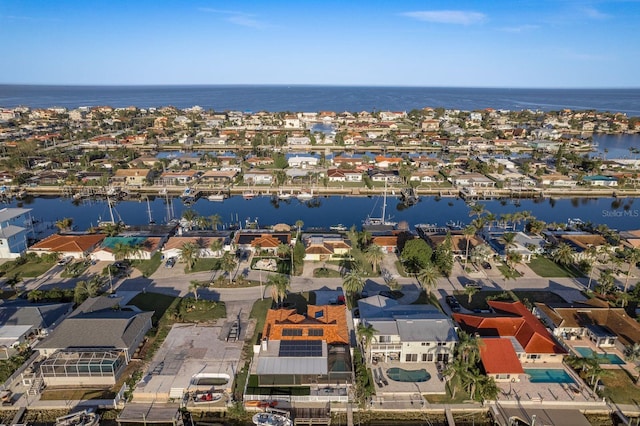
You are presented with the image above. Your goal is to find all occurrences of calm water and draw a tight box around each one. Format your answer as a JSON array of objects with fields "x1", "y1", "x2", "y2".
[
  {"x1": 9, "y1": 195, "x2": 640, "y2": 233},
  {"x1": 2, "y1": 85, "x2": 640, "y2": 114}
]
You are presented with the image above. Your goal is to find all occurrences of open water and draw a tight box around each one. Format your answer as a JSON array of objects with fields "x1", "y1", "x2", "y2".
[
  {"x1": 8, "y1": 194, "x2": 640, "y2": 234},
  {"x1": 2, "y1": 85, "x2": 640, "y2": 114}
]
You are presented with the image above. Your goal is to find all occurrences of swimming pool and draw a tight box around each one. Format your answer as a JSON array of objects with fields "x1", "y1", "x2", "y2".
[
  {"x1": 574, "y1": 347, "x2": 625, "y2": 365},
  {"x1": 524, "y1": 369, "x2": 575, "y2": 384},
  {"x1": 386, "y1": 368, "x2": 431, "y2": 382}
]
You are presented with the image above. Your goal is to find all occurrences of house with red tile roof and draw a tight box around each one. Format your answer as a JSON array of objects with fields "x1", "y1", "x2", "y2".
[
  {"x1": 453, "y1": 301, "x2": 566, "y2": 364},
  {"x1": 252, "y1": 305, "x2": 352, "y2": 387},
  {"x1": 303, "y1": 235, "x2": 351, "y2": 261},
  {"x1": 371, "y1": 236, "x2": 398, "y2": 254},
  {"x1": 478, "y1": 338, "x2": 524, "y2": 382},
  {"x1": 234, "y1": 231, "x2": 291, "y2": 255},
  {"x1": 29, "y1": 234, "x2": 106, "y2": 259}
]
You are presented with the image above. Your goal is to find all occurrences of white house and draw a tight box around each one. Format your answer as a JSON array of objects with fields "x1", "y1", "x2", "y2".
[{"x1": 0, "y1": 208, "x2": 35, "y2": 259}]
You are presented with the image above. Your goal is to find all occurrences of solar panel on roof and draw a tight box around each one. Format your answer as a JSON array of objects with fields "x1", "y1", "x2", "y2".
[{"x1": 278, "y1": 340, "x2": 322, "y2": 357}]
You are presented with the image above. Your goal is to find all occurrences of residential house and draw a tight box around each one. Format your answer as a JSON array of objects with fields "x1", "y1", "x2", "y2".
[
  {"x1": 327, "y1": 169, "x2": 362, "y2": 183},
  {"x1": 537, "y1": 173, "x2": 577, "y2": 187},
  {"x1": 288, "y1": 155, "x2": 319, "y2": 168},
  {"x1": 234, "y1": 231, "x2": 291, "y2": 255},
  {"x1": 356, "y1": 295, "x2": 458, "y2": 364},
  {"x1": 409, "y1": 170, "x2": 441, "y2": 184},
  {"x1": 91, "y1": 236, "x2": 163, "y2": 261},
  {"x1": 28, "y1": 233, "x2": 106, "y2": 259},
  {"x1": 582, "y1": 175, "x2": 618, "y2": 187},
  {"x1": 368, "y1": 170, "x2": 401, "y2": 184},
  {"x1": 375, "y1": 156, "x2": 403, "y2": 169},
  {"x1": 534, "y1": 299, "x2": 640, "y2": 352},
  {"x1": 36, "y1": 293, "x2": 153, "y2": 386},
  {"x1": 453, "y1": 301, "x2": 567, "y2": 365},
  {"x1": 449, "y1": 172, "x2": 496, "y2": 188},
  {"x1": 287, "y1": 136, "x2": 310, "y2": 146},
  {"x1": 161, "y1": 236, "x2": 229, "y2": 259},
  {"x1": 371, "y1": 236, "x2": 398, "y2": 254},
  {"x1": 424, "y1": 233, "x2": 482, "y2": 260},
  {"x1": 0, "y1": 208, "x2": 35, "y2": 259},
  {"x1": 243, "y1": 171, "x2": 273, "y2": 185},
  {"x1": 302, "y1": 234, "x2": 351, "y2": 261},
  {"x1": 0, "y1": 300, "x2": 73, "y2": 359},
  {"x1": 483, "y1": 231, "x2": 540, "y2": 263},
  {"x1": 156, "y1": 170, "x2": 200, "y2": 186},
  {"x1": 199, "y1": 170, "x2": 238, "y2": 185},
  {"x1": 112, "y1": 168, "x2": 152, "y2": 187},
  {"x1": 252, "y1": 305, "x2": 352, "y2": 387},
  {"x1": 478, "y1": 338, "x2": 525, "y2": 382}
]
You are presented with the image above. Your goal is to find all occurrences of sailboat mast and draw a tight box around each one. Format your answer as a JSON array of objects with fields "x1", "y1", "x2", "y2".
[
  {"x1": 382, "y1": 179, "x2": 387, "y2": 221},
  {"x1": 107, "y1": 196, "x2": 115, "y2": 224}
]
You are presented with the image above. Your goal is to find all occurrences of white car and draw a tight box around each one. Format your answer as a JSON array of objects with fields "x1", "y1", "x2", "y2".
[{"x1": 57, "y1": 256, "x2": 73, "y2": 266}]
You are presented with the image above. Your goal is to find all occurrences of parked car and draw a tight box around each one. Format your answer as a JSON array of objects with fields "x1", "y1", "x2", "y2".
[
  {"x1": 165, "y1": 257, "x2": 177, "y2": 268},
  {"x1": 57, "y1": 256, "x2": 73, "y2": 266},
  {"x1": 445, "y1": 295, "x2": 461, "y2": 312},
  {"x1": 464, "y1": 280, "x2": 483, "y2": 289},
  {"x1": 481, "y1": 261, "x2": 492, "y2": 270}
]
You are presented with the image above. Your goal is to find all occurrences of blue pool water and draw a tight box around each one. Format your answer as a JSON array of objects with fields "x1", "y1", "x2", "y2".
[
  {"x1": 574, "y1": 347, "x2": 625, "y2": 364},
  {"x1": 524, "y1": 369, "x2": 575, "y2": 384},
  {"x1": 386, "y1": 368, "x2": 431, "y2": 383}
]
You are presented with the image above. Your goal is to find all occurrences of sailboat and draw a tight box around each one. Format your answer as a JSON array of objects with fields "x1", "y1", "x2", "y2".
[
  {"x1": 146, "y1": 197, "x2": 155, "y2": 224},
  {"x1": 363, "y1": 179, "x2": 397, "y2": 230},
  {"x1": 98, "y1": 195, "x2": 122, "y2": 228}
]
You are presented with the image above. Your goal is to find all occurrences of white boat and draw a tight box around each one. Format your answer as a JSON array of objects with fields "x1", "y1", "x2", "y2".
[
  {"x1": 330, "y1": 224, "x2": 347, "y2": 231},
  {"x1": 208, "y1": 193, "x2": 226, "y2": 202},
  {"x1": 192, "y1": 390, "x2": 224, "y2": 404},
  {"x1": 56, "y1": 409, "x2": 100, "y2": 426},
  {"x1": 252, "y1": 409, "x2": 292, "y2": 426},
  {"x1": 297, "y1": 188, "x2": 314, "y2": 201},
  {"x1": 363, "y1": 180, "x2": 397, "y2": 228},
  {"x1": 158, "y1": 187, "x2": 168, "y2": 196},
  {"x1": 243, "y1": 190, "x2": 256, "y2": 200},
  {"x1": 181, "y1": 187, "x2": 193, "y2": 198},
  {"x1": 278, "y1": 190, "x2": 293, "y2": 200}
]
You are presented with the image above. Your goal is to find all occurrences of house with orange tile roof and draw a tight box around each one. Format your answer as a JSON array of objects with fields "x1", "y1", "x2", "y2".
[
  {"x1": 29, "y1": 233, "x2": 106, "y2": 259},
  {"x1": 302, "y1": 234, "x2": 351, "y2": 261},
  {"x1": 252, "y1": 305, "x2": 352, "y2": 387},
  {"x1": 91, "y1": 236, "x2": 163, "y2": 261},
  {"x1": 112, "y1": 168, "x2": 153, "y2": 187},
  {"x1": 161, "y1": 236, "x2": 229, "y2": 259},
  {"x1": 371, "y1": 236, "x2": 398, "y2": 254},
  {"x1": 453, "y1": 301, "x2": 566, "y2": 364},
  {"x1": 478, "y1": 338, "x2": 524, "y2": 382}
]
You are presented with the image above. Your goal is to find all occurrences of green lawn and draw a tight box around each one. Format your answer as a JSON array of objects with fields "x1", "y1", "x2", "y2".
[
  {"x1": 128, "y1": 292, "x2": 176, "y2": 324},
  {"x1": 497, "y1": 264, "x2": 522, "y2": 279},
  {"x1": 60, "y1": 260, "x2": 90, "y2": 278},
  {"x1": 528, "y1": 256, "x2": 584, "y2": 278},
  {"x1": 4, "y1": 259, "x2": 56, "y2": 278},
  {"x1": 313, "y1": 267, "x2": 342, "y2": 278},
  {"x1": 180, "y1": 299, "x2": 226, "y2": 322},
  {"x1": 600, "y1": 369, "x2": 640, "y2": 405},
  {"x1": 133, "y1": 252, "x2": 163, "y2": 277},
  {"x1": 188, "y1": 257, "x2": 221, "y2": 273}
]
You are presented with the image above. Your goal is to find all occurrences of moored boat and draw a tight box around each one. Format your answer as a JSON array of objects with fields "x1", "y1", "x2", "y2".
[
  {"x1": 208, "y1": 193, "x2": 226, "y2": 202},
  {"x1": 192, "y1": 390, "x2": 224, "y2": 404},
  {"x1": 329, "y1": 224, "x2": 347, "y2": 231},
  {"x1": 252, "y1": 409, "x2": 292, "y2": 426},
  {"x1": 56, "y1": 408, "x2": 100, "y2": 426},
  {"x1": 243, "y1": 190, "x2": 256, "y2": 200}
]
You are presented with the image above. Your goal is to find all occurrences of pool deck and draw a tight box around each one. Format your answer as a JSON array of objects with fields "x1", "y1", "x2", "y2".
[{"x1": 372, "y1": 361, "x2": 447, "y2": 396}]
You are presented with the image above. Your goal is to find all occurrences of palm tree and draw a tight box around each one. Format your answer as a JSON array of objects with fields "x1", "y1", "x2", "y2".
[
  {"x1": 356, "y1": 322, "x2": 377, "y2": 363},
  {"x1": 27, "y1": 289, "x2": 45, "y2": 303},
  {"x1": 622, "y1": 247, "x2": 640, "y2": 292},
  {"x1": 597, "y1": 268, "x2": 616, "y2": 296},
  {"x1": 209, "y1": 213, "x2": 222, "y2": 230},
  {"x1": 74, "y1": 278, "x2": 100, "y2": 304},
  {"x1": 500, "y1": 232, "x2": 517, "y2": 250},
  {"x1": 182, "y1": 209, "x2": 199, "y2": 230},
  {"x1": 189, "y1": 280, "x2": 202, "y2": 301},
  {"x1": 112, "y1": 242, "x2": 133, "y2": 261},
  {"x1": 265, "y1": 273, "x2": 290, "y2": 305},
  {"x1": 196, "y1": 215, "x2": 209, "y2": 230},
  {"x1": 462, "y1": 225, "x2": 476, "y2": 268},
  {"x1": 455, "y1": 330, "x2": 480, "y2": 364},
  {"x1": 55, "y1": 217, "x2": 73, "y2": 232},
  {"x1": 464, "y1": 285, "x2": 479, "y2": 304},
  {"x1": 469, "y1": 203, "x2": 485, "y2": 219},
  {"x1": 220, "y1": 251, "x2": 237, "y2": 285},
  {"x1": 277, "y1": 243, "x2": 292, "y2": 259},
  {"x1": 210, "y1": 238, "x2": 224, "y2": 257},
  {"x1": 552, "y1": 242, "x2": 575, "y2": 267},
  {"x1": 180, "y1": 242, "x2": 200, "y2": 271},
  {"x1": 364, "y1": 244, "x2": 384, "y2": 274},
  {"x1": 295, "y1": 219, "x2": 304, "y2": 241},
  {"x1": 624, "y1": 343, "x2": 640, "y2": 384},
  {"x1": 416, "y1": 263, "x2": 439, "y2": 297},
  {"x1": 343, "y1": 269, "x2": 365, "y2": 296}
]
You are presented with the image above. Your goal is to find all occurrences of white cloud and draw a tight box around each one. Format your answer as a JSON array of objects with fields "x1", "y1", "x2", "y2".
[
  {"x1": 582, "y1": 6, "x2": 611, "y2": 19},
  {"x1": 499, "y1": 24, "x2": 539, "y2": 33},
  {"x1": 197, "y1": 7, "x2": 267, "y2": 29},
  {"x1": 401, "y1": 10, "x2": 486, "y2": 25}
]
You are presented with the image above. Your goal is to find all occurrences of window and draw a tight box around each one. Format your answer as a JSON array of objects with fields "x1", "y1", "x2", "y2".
[
  {"x1": 527, "y1": 354, "x2": 541, "y2": 360},
  {"x1": 421, "y1": 342, "x2": 431, "y2": 346},
  {"x1": 405, "y1": 354, "x2": 418, "y2": 362},
  {"x1": 437, "y1": 342, "x2": 447, "y2": 347},
  {"x1": 282, "y1": 328, "x2": 303, "y2": 337},
  {"x1": 308, "y1": 329, "x2": 323, "y2": 337},
  {"x1": 379, "y1": 336, "x2": 391, "y2": 343},
  {"x1": 422, "y1": 353, "x2": 434, "y2": 362}
]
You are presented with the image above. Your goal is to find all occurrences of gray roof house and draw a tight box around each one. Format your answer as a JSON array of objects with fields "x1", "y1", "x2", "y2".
[
  {"x1": 356, "y1": 295, "x2": 458, "y2": 364},
  {"x1": 35, "y1": 294, "x2": 153, "y2": 387}
]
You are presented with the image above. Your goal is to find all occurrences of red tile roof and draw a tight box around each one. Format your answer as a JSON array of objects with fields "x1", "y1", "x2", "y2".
[
  {"x1": 479, "y1": 338, "x2": 524, "y2": 375},
  {"x1": 453, "y1": 301, "x2": 566, "y2": 355},
  {"x1": 263, "y1": 305, "x2": 349, "y2": 345},
  {"x1": 30, "y1": 234, "x2": 106, "y2": 254}
]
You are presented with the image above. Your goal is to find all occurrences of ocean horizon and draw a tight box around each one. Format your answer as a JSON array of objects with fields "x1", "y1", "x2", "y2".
[{"x1": 2, "y1": 85, "x2": 640, "y2": 114}]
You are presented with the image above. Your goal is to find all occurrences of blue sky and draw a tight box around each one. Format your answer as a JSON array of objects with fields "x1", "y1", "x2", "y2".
[{"x1": 1, "y1": 0, "x2": 638, "y2": 87}]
